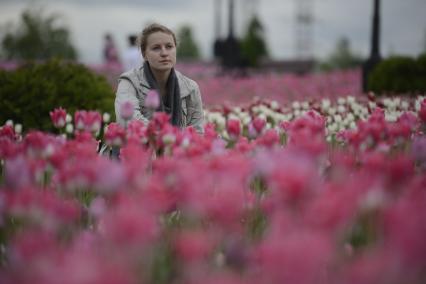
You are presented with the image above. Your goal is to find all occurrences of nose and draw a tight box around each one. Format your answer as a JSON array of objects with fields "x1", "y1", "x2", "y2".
[{"x1": 160, "y1": 47, "x2": 168, "y2": 56}]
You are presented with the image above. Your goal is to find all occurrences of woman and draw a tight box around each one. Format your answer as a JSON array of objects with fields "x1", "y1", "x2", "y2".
[{"x1": 115, "y1": 23, "x2": 204, "y2": 134}]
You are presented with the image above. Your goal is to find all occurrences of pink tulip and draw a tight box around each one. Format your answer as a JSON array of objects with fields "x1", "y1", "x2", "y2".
[
  {"x1": 226, "y1": 119, "x2": 241, "y2": 140},
  {"x1": 419, "y1": 98, "x2": 426, "y2": 123},
  {"x1": 119, "y1": 101, "x2": 134, "y2": 121},
  {"x1": 145, "y1": 90, "x2": 160, "y2": 109},
  {"x1": 74, "y1": 110, "x2": 102, "y2": 133},
  {"x1": 104, "y1": 122, "x2": 126, "y2": 147},
  {"x1": 49, "y1": 107, "x2": 67, "y2": 128}
]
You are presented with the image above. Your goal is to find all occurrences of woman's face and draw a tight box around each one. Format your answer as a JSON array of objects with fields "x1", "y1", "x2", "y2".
[{"x1": 144, "y1": 32, "x2": 176, "y2": 73}]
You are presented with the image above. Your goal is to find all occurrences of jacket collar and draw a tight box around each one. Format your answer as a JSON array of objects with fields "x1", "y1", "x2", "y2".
[{"x1": 136, "y1": 66, "x2": 191, "y2": 99}]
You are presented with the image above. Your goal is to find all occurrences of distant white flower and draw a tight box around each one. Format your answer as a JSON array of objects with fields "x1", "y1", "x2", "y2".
[
  {"x1": 400, "y1": 101, "x2": 409, "y2": 110},
  {"x1": 334, "y1": 115, "x2": 342, "y2": 123},
  {"x1": 385, "y1": 113, "x2": 397, "y2": 122},
  {"x1": 162, "y1": 133, "x2": 176, "y2": 145},
  {"x1": 328, "y1": 123, "x2": 337, "y2": 133},
  {"x1": 347, "y1": 96, "x2": 355, "y2": 104},
  {"x1": 216, "y1": 116, "x2": 226, "y2": 131},
  {"x1": 337, "y1": 97, "x2": 346, "y2": 105},
  {"x1": 328, "y1": 107, "x2": 336, "y2": 115},
  {"x1": 292, "y1": 101, "x2": 301, "y2": 110},
  {"x1": 337, "y1": 105, "x2": 346, "y2": 114},
  {"x1": 241, "y1": 116, "x2": 251, "y2": 125},
  {"x1": 66, "y1": 114, "x2": 72, "y2": 123},
  {"x1": 14, "y1": 123, "x2": 22, "y2": 134},
  {"x1": 5, "y1": 120, "x2": 13, "y2": 127},
  {"x1": 270, "y1": 101, "x2": 279, "y2": 110},
  {"x1": 66, "y1": 123, "x2": 74, "y2": 134},
  {"x1": 301, "y1": 101, "x2": 310, "y2": 110},
  {"x1": 369, "y1": 101, "x2": 377, "y2": 110},
  {"x1": 103, "y1": 112, "x2": 111, "y2": 123},
  {"x1": 228, "y1": 113, "x2": 239, "y2": 121},
  {"x1": 321, "y1": 99, "x2": 331, "y2": 111}
]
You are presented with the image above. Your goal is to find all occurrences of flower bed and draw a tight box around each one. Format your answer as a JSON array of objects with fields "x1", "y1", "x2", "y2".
[{"x1": 0, "y1": 95, "x2": 426, "y2": 284}]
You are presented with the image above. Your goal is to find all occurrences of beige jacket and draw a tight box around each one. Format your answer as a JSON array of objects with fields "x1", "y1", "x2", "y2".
[{"x1": 115, "y1": 66, "x2": 204, "y2": 133}]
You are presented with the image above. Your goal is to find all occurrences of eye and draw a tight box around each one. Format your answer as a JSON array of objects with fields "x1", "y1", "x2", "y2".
[
  {"x1": 166, "y1": 44, "x2": 174, "y2": 49},
  {"x1": 152, "y1": 46, "x2": 160, "y2": 51}
]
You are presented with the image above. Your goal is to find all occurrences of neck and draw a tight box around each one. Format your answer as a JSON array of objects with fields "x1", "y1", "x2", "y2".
[{"x1": 152, "y1": 69, "x2": 171, "y2": 89}]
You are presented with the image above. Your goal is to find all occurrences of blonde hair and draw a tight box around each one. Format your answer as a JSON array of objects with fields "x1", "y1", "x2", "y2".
[{"x1": 138, "y1": 23, "x2": 177, "y2": 57}]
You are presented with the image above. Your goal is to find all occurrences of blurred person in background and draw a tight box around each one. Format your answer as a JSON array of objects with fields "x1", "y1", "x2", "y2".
[
  {"x1": 122, "y1": 34, "x2": 143, "y2": 70},
  {"x1": 115, "y1": 23, "x2": 204, "y2": 134},
  {"x1": 103, "y1": 33, "x2": 121, "y2": 66}
]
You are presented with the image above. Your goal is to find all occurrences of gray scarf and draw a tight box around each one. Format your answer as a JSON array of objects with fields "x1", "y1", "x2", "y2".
[{"x1": 143, "y1": 61, "x2": 182, "y2": 127}]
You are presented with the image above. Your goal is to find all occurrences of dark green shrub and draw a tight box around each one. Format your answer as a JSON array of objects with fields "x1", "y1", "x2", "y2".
[
  {"x1": 417, "y1": 53, "x2": 426, "y2": 90},
  {"x1": 368, "y1": 54, "x2": 426, "y2": 95},
  {"x1": 0, "y1": 59, "x2": 115, "y2": 132}
]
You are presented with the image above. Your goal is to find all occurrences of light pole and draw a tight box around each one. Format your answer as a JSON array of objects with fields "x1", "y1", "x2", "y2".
[
  {"x1": 222, "y1": 0, "x2": 241, "y2": 69},
  {"x1": 213, "y1": 0, "x2": 223, "y2": 59},
  {"x1": 362, "y1": 0, "x2": 382, "y2": 92}
]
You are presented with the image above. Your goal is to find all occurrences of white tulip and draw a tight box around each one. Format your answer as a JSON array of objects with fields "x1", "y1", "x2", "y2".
[
  {"x1": 66, "y1": 123, "x2": 74, "y2": 134},
  {"x1": 14, "y1": 123, "x2": 22, "y2": 134},
  {"x1": 337, "y1": 105, "x2": 346, "y2": 114},
  {"x1": 242, "y1": 116, "x2": 252, "y2": 126},
  {"x1": 337, "y1": 97, "x2": 346, "y2": 105},
  {"x1": 301, "y1": 101, "x2": 310, "y2": 110},
  {"x1": 347, "y1": 96, "x2": 355, "y2": 104},
  {"x1": 292, "y1": 101, "x2": 301, "y2": 110},
  {"x1": 401, "y1": 101, "x2": 409, "y2": 110},
  {"x1": 321, "y1": 99, "x2": 331, "y2": 111},
  {"x1": 66, "y1": 114, "x2": 72, "y2": 123},
  {"x1": 334, "y1": 115, "x2": 342, "y2": 123},
  {"x1": 270, "y1": 101, "x2": 279, "y2": 110},
  {"x1": 103, "y1": 112, "x2": 111, "y2": 123}
]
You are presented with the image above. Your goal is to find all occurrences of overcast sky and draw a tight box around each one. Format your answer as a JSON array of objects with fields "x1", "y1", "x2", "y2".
[{"x1": 1, "y1": 0, "x2": 425, "y2": 64}]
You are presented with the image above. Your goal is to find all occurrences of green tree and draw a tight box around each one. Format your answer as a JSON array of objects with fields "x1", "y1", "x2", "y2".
[
  {"x1": 0, "y1": 7, "x2": 77, "y2": 61},
  {"x1": 320, "y1": 36, "x2": 363, "y2": 71},
  {"x1": 423, "y1": 27, "x2": 426, "y2": 53},
  {"x1": 241, "y1": 16, "x2": 268, "y2": 67},
  {"x1": 176, "y1": 25, "x2": 200, "y2": 60}
]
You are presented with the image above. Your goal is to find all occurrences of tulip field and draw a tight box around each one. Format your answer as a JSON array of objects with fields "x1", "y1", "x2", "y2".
[{"x1": 1, "y1": 68, "x2": 426, "y2": 284}]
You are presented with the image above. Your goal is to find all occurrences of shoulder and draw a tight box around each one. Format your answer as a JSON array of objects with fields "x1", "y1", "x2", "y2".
[
  {"x1": 119, "y1": 67, "x2": 140, "y2": 80},
  {"x1": 119, "y1": 67, "x2": 148, "y2": 88},
  {"x1": 176, "y1": 70, "x2": 199, "y2": 92}
]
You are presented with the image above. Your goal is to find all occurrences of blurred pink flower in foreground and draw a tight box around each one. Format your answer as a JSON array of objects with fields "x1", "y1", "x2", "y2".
[
  {"x1": 119, "y1": 101, "x2": 134, "y2": 121},
  {"x1": 145, "y1": 90, "x2": 160, "y2": 109}
]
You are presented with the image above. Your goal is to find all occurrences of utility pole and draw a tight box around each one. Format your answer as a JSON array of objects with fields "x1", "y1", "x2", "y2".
[{"x1": 362, "y1": 0, "x2": 382, "y2": 92}]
